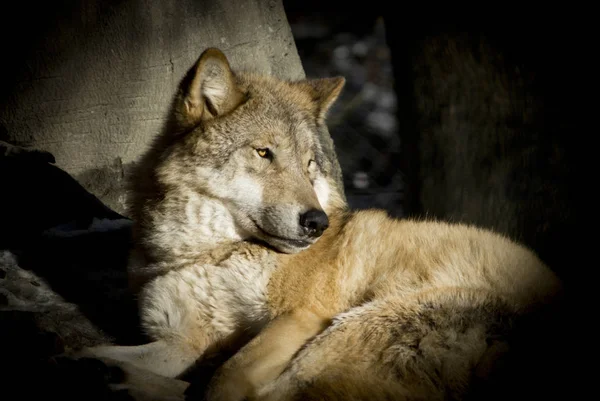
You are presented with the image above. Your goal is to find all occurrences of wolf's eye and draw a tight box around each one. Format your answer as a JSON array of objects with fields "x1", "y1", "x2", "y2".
[{"x1": 256, "y1": 148, "x2": 270, "y2": 158}]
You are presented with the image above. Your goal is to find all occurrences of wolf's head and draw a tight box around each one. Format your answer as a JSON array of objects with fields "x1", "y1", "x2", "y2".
[{"x1": 142, "y1": 48, "x2": 346, "y2": 254}]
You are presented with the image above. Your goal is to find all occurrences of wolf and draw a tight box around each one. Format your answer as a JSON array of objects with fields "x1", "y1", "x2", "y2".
[{"x1": 73, "y1": 47, "x2": 564, "y2": 401}]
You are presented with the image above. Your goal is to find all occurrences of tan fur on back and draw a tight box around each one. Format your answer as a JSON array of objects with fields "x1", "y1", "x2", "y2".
[
  {"x1": 269, "y1": 211, "x2": 558, "y2": 316},
  {"x1": 80, "y1": 48, "x2": 563, "y2": 401}
]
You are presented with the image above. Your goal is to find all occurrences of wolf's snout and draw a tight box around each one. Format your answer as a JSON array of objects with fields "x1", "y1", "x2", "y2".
[{"x1": 299, "y1": 209, "x2": 329, "y2": 238}]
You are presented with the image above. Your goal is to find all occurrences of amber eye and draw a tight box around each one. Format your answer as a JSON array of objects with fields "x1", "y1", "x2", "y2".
[{"x1": 256, "y1": 148, "x2": 270, "y2": 158}]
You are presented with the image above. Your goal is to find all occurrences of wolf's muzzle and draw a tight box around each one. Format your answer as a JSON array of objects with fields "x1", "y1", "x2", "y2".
[{"x1": 299, "y1": 209, "x2": 329, "y2": 238}]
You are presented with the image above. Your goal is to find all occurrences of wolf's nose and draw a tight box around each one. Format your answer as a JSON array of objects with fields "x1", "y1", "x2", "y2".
[{"x1": 299, "y1": 209, "x2": 329, "y2": 238}]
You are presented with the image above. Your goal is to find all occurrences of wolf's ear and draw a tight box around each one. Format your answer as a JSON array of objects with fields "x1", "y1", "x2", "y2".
[
  {"x1": 176, "y1": 48, "x2": 245, "y2": 128},
  {"x1": 301, "y1": 77, "x2": 345, "y2": 122}
]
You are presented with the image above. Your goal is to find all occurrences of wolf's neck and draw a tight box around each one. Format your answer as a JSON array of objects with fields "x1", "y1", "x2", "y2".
[
  {"x1": 194, "y1": 195, "x2": 245, "y2": 245},
  {"x1": 139, "y1": 194, "x2": 246, "y2": 262}
]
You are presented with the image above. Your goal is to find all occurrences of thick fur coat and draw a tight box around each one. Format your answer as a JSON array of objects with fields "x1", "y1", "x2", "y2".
[{"x1": 78, "y1": 48, "x2": 563, "y2": 401}]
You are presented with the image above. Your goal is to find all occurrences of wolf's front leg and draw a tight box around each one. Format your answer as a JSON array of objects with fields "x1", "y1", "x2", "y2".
[
  {"x1": 66, "y1": 338, "x2": 208, "y2": 400},
  {"x1": 203, "y1": 310, "x2": 330, "y2": 401},
  {"x1": 77, "y1": 339, "x2": 201, "y2": 378}
]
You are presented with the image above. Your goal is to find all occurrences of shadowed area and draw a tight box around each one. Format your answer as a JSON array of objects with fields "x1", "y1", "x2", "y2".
[{"x1": 1, "y1": 143, "x2": 145, "y2": 399}]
